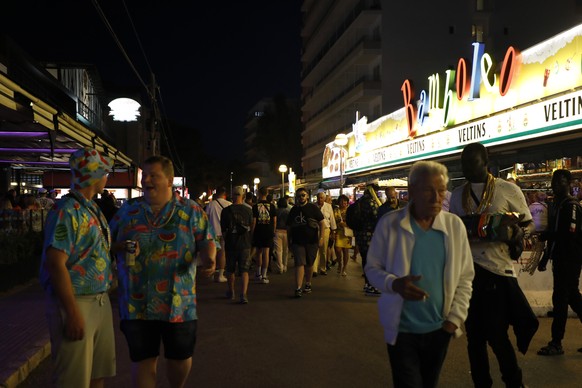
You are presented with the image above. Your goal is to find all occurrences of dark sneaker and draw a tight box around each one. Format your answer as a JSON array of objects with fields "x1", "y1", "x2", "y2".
[
  {"x1": 363, "y1": 283, "x2": 370, "y2": 293},
  {"x1": 538, "y1": 341, "x2": 564, "y2": 356},
  {"x1": 303, "y1": 283, "x2": 312, "y2": 294},
  {"x1": 319, "y1": 269, "x2": 328, "y2": 276},
  {"x1": 240, "y1": 295, "x2": 248, "y2": 304},
  {"x1": 294, "y1": 288, "x2": 303, "y2": 298},
  {"x1": 365, "y1": 287, "x2": 381, "y2": 296}
]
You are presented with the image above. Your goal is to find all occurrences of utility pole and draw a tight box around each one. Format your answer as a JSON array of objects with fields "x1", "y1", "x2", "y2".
[
  {"x1": 149, "y1": 73, "x2": 160, "y2": 156},
  {"x1": 230, "y1": 171, "x2": 233, "y2": 200}
]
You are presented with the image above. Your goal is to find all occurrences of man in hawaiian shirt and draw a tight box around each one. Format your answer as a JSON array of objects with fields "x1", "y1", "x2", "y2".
[
  {"x1": 40, "y1": 147, "x2": 116, "y2": 387},
  {"x1": 110, "y1": 155, "x2": 216, "y2": 387}
]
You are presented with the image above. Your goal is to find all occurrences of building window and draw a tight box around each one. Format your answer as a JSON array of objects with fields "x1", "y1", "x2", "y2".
[{"x1": 472, "y1": 24, "x2": 484, "y2": 42}]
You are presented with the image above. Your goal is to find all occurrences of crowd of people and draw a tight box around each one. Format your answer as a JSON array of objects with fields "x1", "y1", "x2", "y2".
[{"x1": 3, "y1": 140, "x2": 580, "y2": 387}]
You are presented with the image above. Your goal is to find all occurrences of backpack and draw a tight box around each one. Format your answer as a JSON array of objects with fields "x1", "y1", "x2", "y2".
[
  {"x1": 257, "y1": 203, "x2": 271, "y2": 224},
  {"x1": 225, "y1": 206, "x2": 250, "y2": 235},
  {"x1": 346, "y1": 199, "x2": 363, "y2": 231}
]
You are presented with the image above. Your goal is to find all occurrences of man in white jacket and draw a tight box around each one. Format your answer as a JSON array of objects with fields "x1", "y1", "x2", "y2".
[{"x1": 365, "y1": 161, "x2": 474, "y2": 388}]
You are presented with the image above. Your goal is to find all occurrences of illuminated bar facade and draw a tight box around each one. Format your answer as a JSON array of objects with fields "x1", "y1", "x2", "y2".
[{"x1": 323, "y1": 23, "x2": 582, "y2": 195}]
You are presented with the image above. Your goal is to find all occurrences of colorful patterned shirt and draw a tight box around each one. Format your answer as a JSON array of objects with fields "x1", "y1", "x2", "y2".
[
  {"x1": 40, "y1": 191, "x2": 113, "y2": 295},
  {"x1": 109, "y1": 195, "x2": 216, "y2": 322}
]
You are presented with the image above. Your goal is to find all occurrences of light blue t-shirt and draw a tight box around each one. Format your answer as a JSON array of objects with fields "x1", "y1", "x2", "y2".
[{"x1": 399, "y1": 219, "x2": 446, "y2": 334}]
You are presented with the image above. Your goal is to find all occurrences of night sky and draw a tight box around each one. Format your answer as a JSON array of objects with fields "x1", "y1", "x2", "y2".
[{"x1": 2, "y1": 1, "x2": 302, "y2": 162}]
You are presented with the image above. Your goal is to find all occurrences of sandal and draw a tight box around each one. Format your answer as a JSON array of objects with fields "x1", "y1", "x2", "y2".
[{"x1": 537, "y1": 342, "x2": 564, "y2": 356}]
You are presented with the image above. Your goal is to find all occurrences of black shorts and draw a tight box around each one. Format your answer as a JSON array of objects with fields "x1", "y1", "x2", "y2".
[
  {"x1": 120, "y1": 319, "x2": 197, "y2": 362},
  {"x1": 253, "y1": 225, "x2": 274, "y2": 248}
]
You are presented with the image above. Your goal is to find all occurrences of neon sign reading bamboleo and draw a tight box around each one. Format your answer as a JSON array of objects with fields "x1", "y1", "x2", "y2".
[
  {"x1": 402, "y1": 43, "x2": 519, "y2": 137},
  {"x1": 321, "y1": 23, "x2": 582, "y2": 179}
]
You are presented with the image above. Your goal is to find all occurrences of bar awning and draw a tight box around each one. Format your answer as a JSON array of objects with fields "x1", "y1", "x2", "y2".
[{"x1": 0, "y1": 71, "x2": 132, "y2": 169}]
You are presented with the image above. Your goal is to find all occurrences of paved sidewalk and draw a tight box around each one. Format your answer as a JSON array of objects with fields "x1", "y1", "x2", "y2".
[
  {"x1": 0, "y1": 280, "x2": 50, "y2": 388},
  {"x1": 6, "y1": 265, "x2": 582, "y2": 388}
]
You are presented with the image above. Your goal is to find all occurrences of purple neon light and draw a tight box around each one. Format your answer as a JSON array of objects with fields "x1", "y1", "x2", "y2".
[
  {"x1": 0, "y1": 148, "x2": 75, "y2": 153},
  {"x1": 0, "y1": 131, "x2": 49, "y2": 138},
  {"x1": 0, "y1": 160, "x2": 68, "y2": 166}
]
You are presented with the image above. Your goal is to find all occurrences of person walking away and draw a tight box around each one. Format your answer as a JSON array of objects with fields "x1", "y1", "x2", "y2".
[
  {"x1": 40, "y1": 147, "x2": 116, "y2": 388},
  {"x1": 537, "y1": 169, "x2": 582, "y2": 356},
  {"x1": 220, "y1": 186, "x2": 253, "y2": 304},
  {"x1": 98, "y1": 190, "x2": 119, "y2": 222},
  {"x1": 334, "y1": 195, "x2": 352, "y2": 276},
  {"x1": 450, "y1": 142, "x2": 538, "y2": 388},
  {"x1": 251, "y1": 187, "x2": 277, "y2": 283},
  {"x1": 325, "y1": 195, "x2": 337, "y2": 268},
  {"x1": 273, "y1": 197, "x2": 291, "y2": 273},
  {"x1": 313, "y1": 191, "x2": 337, "y2": 275},
  {"x1": 287, "y1": 187, "x2": 324, "y2": 297},
  {"x1": 354, "y1": 184, "x2": 383, "y2": 296},
  {"x1": 377, "y1": 186, "x2": 405, "y2": 219},
  {"x1": 366, "y1": 161, "x2": 474, "y2": 388},
  {"x1": 205, "y1": 186, "x2": 232, "y2": 283},
  {"x1": 36, "y1": 187, "x2": 55, "y2": 210},
  {"x1": 109, "y1": 155, "x2": 216, "y2": 388},
  {"x1": 529, "y1": 191, "x2": 548, "y2": 232}
]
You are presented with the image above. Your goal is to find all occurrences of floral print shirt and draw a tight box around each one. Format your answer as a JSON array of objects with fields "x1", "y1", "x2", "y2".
[
  {"x1": 40, "y1": 191, "x2": 112, "y2": 295},
  {"x1": 109, "y1": 195, "x2": 216, "y2": 322}
]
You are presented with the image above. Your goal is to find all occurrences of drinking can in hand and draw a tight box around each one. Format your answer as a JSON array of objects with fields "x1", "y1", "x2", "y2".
[{"x1": 125, "y1": 240, "x2": 137, "y2": 266}]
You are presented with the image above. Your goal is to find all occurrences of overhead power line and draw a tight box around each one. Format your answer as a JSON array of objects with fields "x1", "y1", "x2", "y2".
[
  {"x1": 91, "y1": 0, "x2": 153, "y2": 100},
  {"x1": 91, "y1": 0, "x2": 184, "y2": 173},
  {"x1": 121, "y1": 0, "x2": 154, "y2": 76}
]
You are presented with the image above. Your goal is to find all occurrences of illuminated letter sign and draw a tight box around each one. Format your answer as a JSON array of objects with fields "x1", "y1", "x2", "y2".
[
  {"x1": 428, "y1": 74, "x2": 442, "y2": 110},
  {"x1": 499, "y1": 46, "x2": 519, "y2": 96},
  {"x1": 481, "y1": 53, "x2": 497, "y2": 92},
  {"x1": 442, "y1": 69, "x2": 456, "y2": 127},
  {"x1": 417, "y1": 90, "x2": 429, "y2": 126},
  {"x1": 469, "y1": 42, "x2": 485, "y2": 100},
  {"x1": 401, "y1": 79, "x2": 417, "y2": 137},
  {"x1": 456, "y1": 58, "x2": 469, "y2": 101}
]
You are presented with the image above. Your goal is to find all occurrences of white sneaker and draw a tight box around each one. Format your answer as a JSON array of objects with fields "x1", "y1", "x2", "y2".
[
  {"x1": 261, "y1": 277, "x2": 270, "y2": 284},
  {"x1": 215, "y1": 275, "x2": 228, "y2": 283}
]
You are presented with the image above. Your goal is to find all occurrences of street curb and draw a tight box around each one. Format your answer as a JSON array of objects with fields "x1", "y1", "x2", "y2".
[{"x1": 0, "y1": 341, "x2": 50, "y2": 388}]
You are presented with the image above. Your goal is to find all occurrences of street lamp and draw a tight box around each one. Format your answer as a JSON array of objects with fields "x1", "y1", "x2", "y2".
[
  {"x1": 230, "y1": 171, "x2": 233, "y2": 200},
  {"x1": 278, "y1": 164, "x2": 288, "y2": 197},
  {"x1": 334, "y1": 133, "x2": 348, "y2": 195},
  {"x1": 253, "y1": 177, "x2": 260, "y2": 196}
]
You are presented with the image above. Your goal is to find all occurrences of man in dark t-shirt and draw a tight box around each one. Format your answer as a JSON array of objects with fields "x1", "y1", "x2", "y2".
[
  {"x1": 221, "y1": 186, "x2": 253, "y2": 304},
  {"x1": 251, "y1": 187, "x2": 277, "y2": 284},
  {"x1": 287, "y1": 187, "x2": 324, "y2": 298}
]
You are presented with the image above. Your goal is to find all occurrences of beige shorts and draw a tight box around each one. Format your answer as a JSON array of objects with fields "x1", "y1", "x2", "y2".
[{"x1": 46, "y1": 292, "x2": 116, "y2": 387}]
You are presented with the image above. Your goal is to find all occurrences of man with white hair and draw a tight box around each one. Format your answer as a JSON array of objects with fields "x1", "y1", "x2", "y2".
[{"x1": 365, "y1": 161, "x2": 474, "y2": 388}]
